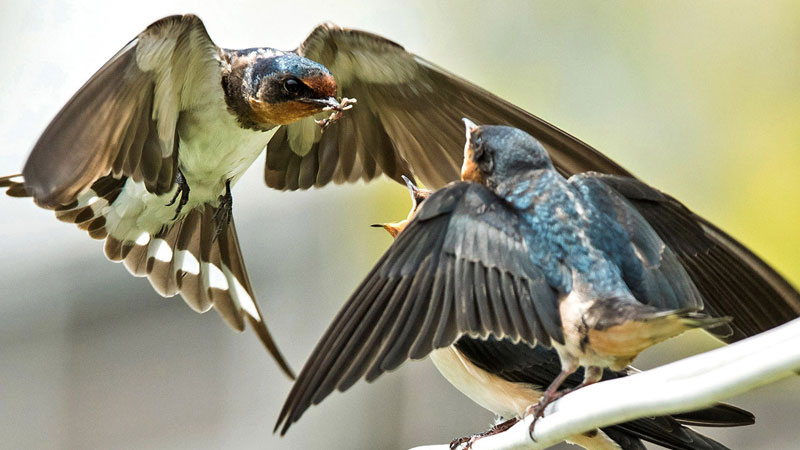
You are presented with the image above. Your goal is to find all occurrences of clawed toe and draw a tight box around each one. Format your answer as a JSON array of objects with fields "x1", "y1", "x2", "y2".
[
  {"x1": 166, "y1": 170, "x2": 190, "y2": 220},
  {"x1": 212, "y1": 179, "x2": 233, "y2": 239}
]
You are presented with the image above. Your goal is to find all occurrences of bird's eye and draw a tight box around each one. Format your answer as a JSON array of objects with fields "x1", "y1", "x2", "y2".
[{"x1": 283, "y1": 78, "x2": 301, "y2": 95}]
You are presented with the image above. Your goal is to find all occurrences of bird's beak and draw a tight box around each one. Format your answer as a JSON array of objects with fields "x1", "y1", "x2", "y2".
[
  {"x1": 462, "y1": 118, "x2": 478, "y2": 140},
  {"x1": 309, "y1": 96, "x2": 341, "y2": 110},
  {"x1": 402, "y1": 175, "x2": 416, "y2": 192},
  {"x1": 371, "y1": 222, "x2": 402, "y2": 238},
  {"x1": 462, "y1": 117, "x2": 478, "y2": 158},
  {"x1": 460, "y1": 118, "x2": 483, "y2": 183},
  {"x1": 401, "y1": 175, "x2": 431, "y2": 211}
]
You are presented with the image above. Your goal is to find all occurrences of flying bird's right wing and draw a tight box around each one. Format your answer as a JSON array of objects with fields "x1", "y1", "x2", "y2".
[
  {"x1": 264, "y1": 24, "x2": 630, "y2": 191},
  {"x1": 275, "y1": 182, "x2": 564, "y2": 434},
  {"x1": 585, "y1": 173, "x2": 800, "y2": 342},
  {"x1": 22, "y1": 14, "x2": 220, "y2": 206}
]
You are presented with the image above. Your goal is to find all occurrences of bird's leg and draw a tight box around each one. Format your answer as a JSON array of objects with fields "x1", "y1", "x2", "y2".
[
  {"x1": 213, "y1": 179, "x2": 233, "y2": 239},
  {"x1": 166, "y1": 170, "x2": 190, "y2": 220},
  {"x1": 449, "y1": 418, "x2": 519, "y2": 450},
  {"x1": 574, "y1": 366, "x2": 603, "y2": 391},
  {"x1": 526, "y1": 364, "x2": 577, "y2": 439}
]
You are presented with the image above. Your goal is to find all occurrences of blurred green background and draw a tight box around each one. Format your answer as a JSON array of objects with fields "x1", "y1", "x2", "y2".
[{"x1": 0, "y1": 1, "x2": 797, "y2": 449}]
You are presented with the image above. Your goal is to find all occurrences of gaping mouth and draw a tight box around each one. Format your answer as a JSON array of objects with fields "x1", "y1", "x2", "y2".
[{"x1": 308, "y1": 96, "x2": 357, "y2": 132}]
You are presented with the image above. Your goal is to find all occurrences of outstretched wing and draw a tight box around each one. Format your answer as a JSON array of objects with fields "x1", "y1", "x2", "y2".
[
  {"x1": 263, "y1": 24, "x2": 630, "y2": 191},
  {"x1": 584, "y1": 173, "x2": 800, "y2": 342},
  {"x1": 275, "y1": 182, "x2": 563, "y2": 434},
  {"x1": 22, "y1": 14, "x2": 221, "y2": 206}
]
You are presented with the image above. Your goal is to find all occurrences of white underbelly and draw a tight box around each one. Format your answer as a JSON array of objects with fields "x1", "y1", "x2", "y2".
[
  {"x1": 429, "y1": 346, "x2": 540, "y2": 418},
  {"x1": 429, "y1": 346, "x2": 623, "y2": 450},
  {"x1": 177, "y1": 110, "x2": 276, "y2": 200},
  {"x1": 101, "y1": 115, "x2": 276, "y2": 243}
]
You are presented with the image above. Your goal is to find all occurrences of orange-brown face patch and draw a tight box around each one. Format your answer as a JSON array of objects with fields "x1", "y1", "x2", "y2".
[
  {"x1": 461, "y1": 143, "x2": 484, "y2": 183},
  {"x1": 249, "y1": 98, "x2": 323, "y2": 125},
  {"x1": 302, "y1": 74, "x2": 338, "y2": 98}
]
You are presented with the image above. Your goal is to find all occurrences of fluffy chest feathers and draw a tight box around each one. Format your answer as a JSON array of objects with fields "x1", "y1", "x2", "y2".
[
  {"x1": 177, "y1": 94, "x2": 274, "y2": 200},
  {"x1": 102, "y1": 93, "x2": 274, "y2": 243}
]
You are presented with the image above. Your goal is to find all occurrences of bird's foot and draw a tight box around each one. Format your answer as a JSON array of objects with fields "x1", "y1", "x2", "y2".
[
  {"x1": 449, "y1": 418, "x2": 519, "y2": 449},
  {"x1": 166, "y1": 170, "x2": 190, "y2": 220},
  {"x1": 212, "y1": 179, "x2": 233, "y2": 239},
  {"x1": 526, "y1": 390, "x2": 569, "y2": 440}
]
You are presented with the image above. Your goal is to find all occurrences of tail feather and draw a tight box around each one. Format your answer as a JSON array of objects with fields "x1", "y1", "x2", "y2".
[
  {"x1": 673, "y1": 402, "x2": 755, "y2": 427},
  {"x1": 3, "y1": 173, "x2": 295, "y2": 379},
  {"x1": 587, "y1": 300, "x2": 732, "y2": 358}
]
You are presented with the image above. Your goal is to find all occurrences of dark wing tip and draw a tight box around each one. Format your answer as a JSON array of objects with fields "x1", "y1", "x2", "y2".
[
  {"x1": 672, "y1": 402, "x2": 755, "y2": 427},
  {"x1": 0, "y1": 174, "x2": 30, "y2": 198},
  {"x1": 246, "y1": 314, "x2": 296, "y2": 380}
]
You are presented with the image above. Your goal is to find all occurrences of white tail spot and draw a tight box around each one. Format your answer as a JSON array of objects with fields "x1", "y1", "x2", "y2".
[
  {"x1": 175, "y1": 249, "x2": 200, "y2": 275},
  {"x1": 203, "y1": 262, "x2": 229, "y2": 290},
  {"x1": 222, "y1": 265, "x2": 260, "y2": 320},
  {"x1": 135, "y1": 232, "x2": 151, "y2": 246},
  {"x1": 148, "y1": 238, "x2": 173, "y2": 263}
]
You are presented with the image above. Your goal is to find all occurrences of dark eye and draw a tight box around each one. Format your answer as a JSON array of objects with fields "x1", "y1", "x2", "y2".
[{"x1": 283, "y1": 78, "x2": 301, "y2": 95}]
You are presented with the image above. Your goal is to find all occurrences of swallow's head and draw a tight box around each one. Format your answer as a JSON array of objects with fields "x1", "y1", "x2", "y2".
[
  {"x1": 461, "y1": 119, "x2": 553, "y2": 186},
  {"x1": 230, "y1": 51, "x2": 340, "y2": 128},
  {"x1": 372, "y1": 176, "x2": 432, "y2": 239}
]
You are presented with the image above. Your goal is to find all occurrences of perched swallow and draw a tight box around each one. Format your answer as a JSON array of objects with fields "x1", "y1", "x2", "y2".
[
  {"x1": 275, "y1": 122, "x2": 737, "y2": 437},
  {"x1": 3, "y1": 13, "x2": 799, "y2": 377},
  {"x1": 372, "y1": 179, "x2": 755, "y2": 450}
]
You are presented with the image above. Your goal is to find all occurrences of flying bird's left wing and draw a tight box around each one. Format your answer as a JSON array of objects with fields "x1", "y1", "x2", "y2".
[
  {"x1": 264, "y1": 24, "x2": 630, "y2": 191},
  {"x1": 583, "y1": 173, "x2": 800, "y2": 343},
  {"x1": 275, "y1": 181, "x2": 564, "y2": 434},
  {"x1": 22, "y1": 15, "x2": 221, "y2": 207}
]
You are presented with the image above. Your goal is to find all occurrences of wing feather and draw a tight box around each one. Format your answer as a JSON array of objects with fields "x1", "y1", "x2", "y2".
[
  {"x1": 22, "y1": 15, "x2": 221, "y2": 206},
  {"x1": 264, "y1": 24, "x2": 629, "y2": 192},
  {"x1": 584, "y1": 173, "x2": 800, "y2": 342},
  {"x1": 275, "y1": 182, "x2": 561, "y2": 434}
]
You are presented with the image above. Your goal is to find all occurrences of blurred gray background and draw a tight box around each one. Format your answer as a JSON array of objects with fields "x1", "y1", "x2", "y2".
[{"x1": 1, "y1": 1, "x2": 798, "y2": 449}]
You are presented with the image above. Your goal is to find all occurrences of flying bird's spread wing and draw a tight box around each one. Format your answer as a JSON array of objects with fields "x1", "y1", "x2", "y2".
[
  {"x1": 585, "y1": 173, "x2": 800, "y2": 343},
  {"x1": 22, "y1": 15, "x2": 220, "y2": 206},
  {"x1": 276, "y1": 182, "x2": 564, "y2": 434},
  {"x1": 264, "y1": 24, "x2": 630, "y2": 191}
]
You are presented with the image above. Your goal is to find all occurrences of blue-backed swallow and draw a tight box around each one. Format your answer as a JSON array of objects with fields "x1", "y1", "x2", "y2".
[
  {"x1": 274, "y1": 122, "x2": 742, "y2": 442},
  {"x1": 2, "y1": 14, "x2": 799, "y2": 378},
  {"x1": 375, "y1": 177, "x2": 754, "y2": 450}
]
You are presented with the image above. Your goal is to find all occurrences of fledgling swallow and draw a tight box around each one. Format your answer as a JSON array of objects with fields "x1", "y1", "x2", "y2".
[
  {"x1": 372, "y1": 178, "x2": 754, "y2": 450},
  {"x1": 274, "y1": 121, "x2": 741, "y2": 439},
  {"x1": 3, "y1": 13, "x2": 799, "y2": 379}
]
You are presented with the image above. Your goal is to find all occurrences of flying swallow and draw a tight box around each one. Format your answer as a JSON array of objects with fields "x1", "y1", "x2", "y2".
[
  {"x1": 3, "y1": 13, "x2": 798, "y2": 376},
  {"x1": 275, "y1": 122, "x2": 740, "y2": 439},
  {"x1": 372, "y1": 178, "x2": 755, "y2": 450}
]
